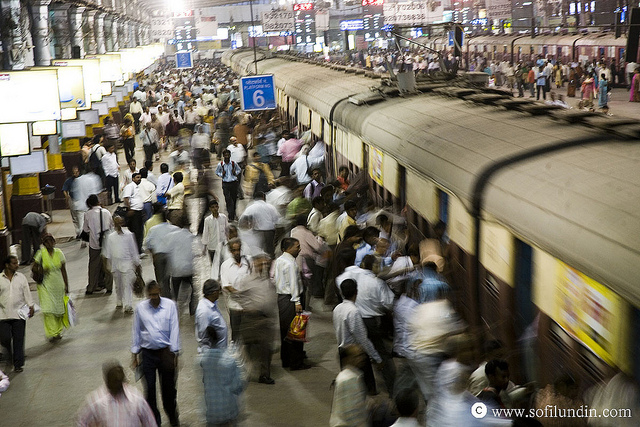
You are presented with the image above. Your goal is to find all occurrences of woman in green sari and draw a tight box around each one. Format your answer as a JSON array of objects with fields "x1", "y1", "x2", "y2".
[{"x1": 34, "y1": 234, "x2": 69, "y2": 341}]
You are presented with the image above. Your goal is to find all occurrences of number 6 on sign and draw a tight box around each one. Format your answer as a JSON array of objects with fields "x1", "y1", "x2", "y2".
[{"x1": 240, "y1": 75, "x2": 277, "y2": 111}]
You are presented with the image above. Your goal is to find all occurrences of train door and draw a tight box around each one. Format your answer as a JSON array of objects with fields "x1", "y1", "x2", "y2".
[
  {"x1": 543, "y1": 46, "x2": 548, "y2": 57},
  {"x1": 633, "y1": 308, "x2": 640, "y2": 381},
  {"x1": 557, "y1": 47, "x2": 562, "y2": 61},
  {"x1": 619, "y1": 47, "x2": 625, "y2": 62},
  {"x1": 598, "y1": 47, "x2": 605, "y2": 60},
  {"x1": 514, "y1": 239, "x2": 536, "y2": 382}
]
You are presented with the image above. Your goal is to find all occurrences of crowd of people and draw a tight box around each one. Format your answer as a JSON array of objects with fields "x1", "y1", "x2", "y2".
[{"x1": 1, "y1": 56, "x2": 638, "y2": 427}]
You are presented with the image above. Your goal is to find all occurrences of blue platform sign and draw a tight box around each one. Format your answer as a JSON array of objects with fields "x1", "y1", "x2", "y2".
[
  {"x1": 448, "y1": 31, "x2": 464, "y2": 47},
  {"x1": 240, "y1": 75, "x2": 276, "y2": 111},
  {"x1": 175, "y1": 51, "x2": 193, "y2": 69}
]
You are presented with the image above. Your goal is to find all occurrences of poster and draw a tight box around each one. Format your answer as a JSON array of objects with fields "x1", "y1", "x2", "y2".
[
  {"x1": 369, "y1": 146, "x2": 383, "y2": 185},
  {"x1": 485, "y1": 0, "x2": 512, "y2": 20},
  {"x1": 262, "y1": 11, "x2": 295, "y2": 32},
  {"x1": 554, "y1": 261, "x2": 628, "y2": 366},
  {"x1": 383, "y1": 1, "x2": 444, "y2": 26},
  {"x1": 196, "y1": 9, "x2": 218, "y2": 37}
]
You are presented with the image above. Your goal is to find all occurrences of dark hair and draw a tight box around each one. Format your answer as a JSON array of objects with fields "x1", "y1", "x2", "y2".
[
  {"x1": 340, "y1": 248, "x2": 357, "y2": 266},
  {"x1": 363, "y1": 226, "x2": 380, "y2": 242},
  {"x1": 208, "y1": 199, "x2": 219, "y2": 208},
  {"x1": 254, "y1": 191, "x2": 266, "y2": 200},
  {"x1": 376, "y1": 214, "x2": 389, "y2": 225},
  {"x1": 160, "y1": 163, "x2": 169, "y2": 173},
  {"x1": 139, "y1": 168, "x2": 148, "y2": 179},
  {"x1": 86, "y1": 194, "x2": 100, "y2": 208},
  {"x1": 145, "y1": 160, "x2": 153, "y2": 169},
  {"x1": 361, "y1": 254, "x2": 376, "y2": 270},
  {"x1": 341, "y1": 279, "x2": 357, "y2": 299},
  {"x1": 132, "y1": 172, "x2": 142, "y2": 180},
  {"x1": 222, "y1": 149, "x2": 231, "y2": 156},
  {"x1": 3, "y1": 255, "x2": 17, "y2": 266},
  {"x1": 146, "y1": 280, "x2": 161, "y2": 293},
  {"x1": 339, "y1": 165, "x2": 349, "y2": 174},
  {"x1": 173, "y1": 172, "x2": 183, "y2": 183},
  {"x1": 311, "y1": 196, "x2": 324, "y2": 208},
  {"x1": 320, "y1": 185, "x2": 334, "y2": 197},
  {"x1": 484, "y1": 340, "x2": 504, "y2": 356},
  {"x1": 343, "y1": 225, "x2": 361, "y2": 241},
  {"x1": 344, "y1": 200, "x2": 357, "y2": 211},
  {"x1": 395, "y1": 388, "x2": 419, "y2": 418},
  {"x1": 485, "y1": 359, "x2": 509, "y2": 376},
  {"x1": 281, "y1": 237, "x2": 298, "y2": 252}
]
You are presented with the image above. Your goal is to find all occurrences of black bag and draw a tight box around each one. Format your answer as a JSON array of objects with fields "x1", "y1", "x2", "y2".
[
  {"x1": 32, "y1": 262, "x2": 44, "y2": 284},
  {"x1": 80, "y1": 230, "x2": 90, "y2": 242},
  {"x1": 88, "y1": 147, "x2": 103, "y2": 174}
]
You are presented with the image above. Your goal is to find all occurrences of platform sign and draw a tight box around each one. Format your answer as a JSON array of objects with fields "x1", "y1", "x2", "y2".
[
  {"x1": 262, "y1": 10, "x2": 295, "y2": 32},
  {"x1": 448, "y1": 30, "x2": 463, "y2": 46},
  {"x1": 175, "y1": 51, "x2": 193, "y2": 69},
  {"x1": 240, "y1": 75, "x2": 276, "y2": 111}
]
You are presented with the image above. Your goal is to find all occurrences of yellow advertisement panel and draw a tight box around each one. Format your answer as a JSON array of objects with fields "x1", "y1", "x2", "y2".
[
  {"x1": 52, "y1": 59, "x2": 102, "y2": 102},
  {"x1": 554, "y1": 261, "x2": 628, "y2": 368},
  {"x1": 33, "y1": 66, "x2": 90, "y2": 110},
  {"x1": 369, "y1": 146, "x2": 383, "y2": 185}
]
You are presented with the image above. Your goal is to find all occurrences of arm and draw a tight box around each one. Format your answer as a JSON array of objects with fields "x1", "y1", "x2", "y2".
[
  {"x1": 349, "y1": 312, "x2": 382, "y2": 363},
  {"x1": 21, "y1": 275, "x2": 34, "y2": 315},
  {"x1": 169, "y1": 302, "x2": 181, "y2": 354},
  {"x1": 61, "y1": 263, "x2": 69, "y2": 294},
  {"x1": 131, "y1": 307, "x2": 142, "y2": 360},
  {"x1": 215, "y1": 163, "x2": 224, "y2": 178}
]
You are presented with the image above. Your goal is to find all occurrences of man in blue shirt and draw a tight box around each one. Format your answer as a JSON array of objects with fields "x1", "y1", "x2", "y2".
[
  {"x1": 215, "y1": 149, "x2": 242, "y2": 220},
  {"x1": 354, "y1": 226, "x2": 380, "y2": 268},
  {"x1": 131, "y1": 281, "x2": 181, "y2": 427},
  {"x1": 195, "y1": 280, "x2": 228, "y2": 351}
]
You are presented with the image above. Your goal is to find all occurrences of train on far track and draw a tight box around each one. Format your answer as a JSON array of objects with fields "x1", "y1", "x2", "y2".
[{"x1": 224, "y1": 47, "x2": 640, "y2": 392}]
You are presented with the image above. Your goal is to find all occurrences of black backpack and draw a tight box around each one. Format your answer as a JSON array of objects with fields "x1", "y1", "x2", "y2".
[{"x1": 89, "y1": 147, "x2": 102, "y2": 173}]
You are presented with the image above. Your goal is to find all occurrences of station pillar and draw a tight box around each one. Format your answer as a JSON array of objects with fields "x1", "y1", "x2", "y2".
[{"x1": 30, "y1": 0, "x2": 53, "y2": 66}]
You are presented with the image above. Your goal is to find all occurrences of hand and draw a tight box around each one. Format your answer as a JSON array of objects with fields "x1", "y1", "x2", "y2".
[
  {"x1": 131, "y1": 354, "x2": 139, "y2": 370},
  {"x1": 295, "y1": 303, "x2": 303, "y2": 314},
  {"x1": 28, "y1": 306, "x2": 35, "y2": 318}
]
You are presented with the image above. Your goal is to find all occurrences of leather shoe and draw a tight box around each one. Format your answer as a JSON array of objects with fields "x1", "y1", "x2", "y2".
[
  {"x1": 291, "y1": 364, "x2": 312, "y2": 371},
  {"x1": 14, "y1": 367, "x2": 23, "y2": 373},
  {"x1": 258, "y1": 375, "x2": 275, "y2": 385}
]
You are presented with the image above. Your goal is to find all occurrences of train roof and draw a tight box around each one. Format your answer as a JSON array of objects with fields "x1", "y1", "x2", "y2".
[
  {"x1": 224, "y1": 49, "x2": 640, "y2": 306},
  {"x1": 464, "y1": 33, "x2": 627, "y2": 49}
]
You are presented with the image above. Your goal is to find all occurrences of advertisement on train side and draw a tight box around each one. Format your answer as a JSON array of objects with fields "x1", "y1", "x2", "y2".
[{"x1": 554, "y1": 261, "x2": 630, "y2": 369}]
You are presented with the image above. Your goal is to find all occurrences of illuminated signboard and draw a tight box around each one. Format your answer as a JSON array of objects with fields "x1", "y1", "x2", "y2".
[
  {"x1": 363, "y1": 0, "x2": 384, "y2": 37},
  {"x1": 294, "y1": 3, "x2": 315, "y2": 45},
  {"x1": 293, "y1": 3, "x2": 314, "y2": 11},
  {"x1": 340, "y1": 19, "x2": 365, "y2": 31}
]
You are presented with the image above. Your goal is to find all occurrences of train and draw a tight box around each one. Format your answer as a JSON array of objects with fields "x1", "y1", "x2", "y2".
[
  {"x1": 415, "y1": 32, "x2": 628, "y2": 64},
  {"x1": 223, "y1": 48, "x2": 640, "y2": 390}
]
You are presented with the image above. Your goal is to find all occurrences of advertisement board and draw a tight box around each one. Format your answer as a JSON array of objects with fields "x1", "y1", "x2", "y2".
[
  {"x1": 87, "y1": 54, "x2": 123, "y2": 82},
  {"x1": 33, "y1": 65, "x2": 89, "y2": 110},
  {"x1": 369, "y1": 146, "x2": 384, "y2": 185},
  {"x1": 52, "y1": 59, "x2": 102, "y2": 103},
  {"x1": 0, "y1": 123, "x2": 30, "y2": 157},
  {"x1": 0, "y1": 71, "x2": 61, "y2": 123},
  {"x1": 383, "y1": 1, "x2": 444, "y2": 25},
  {"x1": 10, "y1": 150, "x2": 48, "y2": 175},
  {"x1": 486, "y1": 0, "x2": 512, "y2": 20},
  {"x1": 262, "y1": 11, "x2": 295, "y2": 32},
  {"x1": 196, "y1": 9, "x2": 218, "y2": 37}
]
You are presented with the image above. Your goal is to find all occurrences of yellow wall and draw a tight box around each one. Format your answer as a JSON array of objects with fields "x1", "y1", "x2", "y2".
[
  {"x1": 324, "y1": 121, "x2": 332, "y2": 146},
  {"x1": 311, "y1": 111, "x2": 322, "y2": 137},
  {"x1": 448, "y1": 196, "x2": 475, "y2": 254},
  {"x1": 347, "y1": 133, "x2": 363, "y2": 168},
  {"x1": 532, "y1": 247, "x2": 557, "y2": 316},
  {"x1": 480, "y1": 219, "x2": 515, "y2": 286},
  {"x1": 298, "y1": 104, "x2": 310, "y2": 126},
  {"x1": 406, "y1": 169, "x2": 438, "y2": 223}
]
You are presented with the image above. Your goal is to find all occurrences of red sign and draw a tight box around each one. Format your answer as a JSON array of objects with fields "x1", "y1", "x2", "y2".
[
  {"x1": 173, "y1": 10, "x2": 194, "y2": 17},
  {"x1": 293, "y1": 3, "x2": 314, "y2": 11},
  {"x1": 362, "y1": 0, "x2": 384, "y2": 5}
]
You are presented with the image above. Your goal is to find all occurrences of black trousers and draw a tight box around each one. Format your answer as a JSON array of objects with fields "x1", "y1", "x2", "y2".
[
  {"x1": 123, "y1": 138, "x2": 135, "y2": 164},
  {"x1": 106, "y1": 175, "x2": 120, "y2": 204},
  {"x1": 172, "y1": 275, "x2": 196, "y2": 315},
  {"x1": 21, "y1": 225, "x2": 41, "y2": 264},
  {"x1": 240, "y1": 311, "x2": 273, "y2": 379},
  {"x1": 88, "y1": 247, "x2": 113, "y2": 292},
  {"x1": 132, "y1": 112, "x2": 142, "y2": 133},
  {"x1": 277, "y1": 294, "x2": 304, "y2": 369},
  {"x1": 0, "y1": 319, "x2": 26, "y2": 369},
  {"x1": 127, "y1": 210, "x2": 144, "y2": 253},
  {"x1": 536, "y1": 84, "x2": 547, "y2": 100},
  {"x1": 229, "y1": 309, "x2": 242, "y2": 342},
  {"x1": 143, "y1": 144, "x2": 155, "y2": 163},
  {"x1": 141, "y1": 347, "x2": 178, "y2": 426},
  {"x1": 363, "y1": 316, "x2": 396, "y2": 396},
  {"x1": 152, "y1": 253, "x2": 172, "y2": 298},
  {"x1": 339, "y1": 346, "x2": 376, "y2": 395},
  {"x1": 222, "y1": 181, "x2": 239, "y2": 220}
]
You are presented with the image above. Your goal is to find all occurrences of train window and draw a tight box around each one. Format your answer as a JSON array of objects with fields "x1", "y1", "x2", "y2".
[
  {"x1": 543, "y1": 46, "x2": 548, "y2": 56},
  {"x1": 514, "y1": 239, "x2": 534, "y2": 337},
  {"x1": 438, "y1": 189, "x2": 449, "y2": 224},
  {"x1": 399, "y1": 165, "x2": 407, "y2": 210}
]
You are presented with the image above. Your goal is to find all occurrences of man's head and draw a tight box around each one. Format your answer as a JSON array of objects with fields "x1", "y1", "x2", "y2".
[
  {"x1": 208, "y1": 199, "x2": 219, "y2": 216},
  {"x1": 4, "y1": 255, "x2": 18, "y2": 273},
  {"x1": 103, "y1": 361, "x2": 126, "y2": 397},
  {"x1": 338, "y1": 166, "x2": 349, "y2": 180},
  {"x1": 202, "y1": 279, "x2": 221, "y2": 302},
  {"x1": 281, "y1": 237, "x2": 301, "y2": 258},
  {"x1": 228, "y1": 238, "x2": 242, "y2": 263},
  {"x1": 86, "y1": 194, "x2": 100, "y2": 209},
  {"x1": 222, "y1": 149, "x2": 231, "y2": 162},
  {"x1": 160, "y1": 163, "x2": 169, "y2": 174},
  {"x1": 173, "y1": 172, "x2": 183, "y2": 184},
  {"x1": 361, "y1": 254, "x2": 376, "y2": 271},
  {"x1": 311, "y1": 168, "x2": 322, "y2": 183},
  {"x1": 343, "y1": 226, "x2": 362, "y2": 245},
  {"x1": 103, "y1": 116, "x2": 111, "y2": 126},
  {"x1": 344, "y1": 200, "x2": 358, "y2": 219},
  {"x1": 485, "y1": 359, "x2": 510, "y2": 391},
  {"x1": 395, "y1": 388, "x2": 420, "y2": 418},
  {"x1": 363, "y1": 226, "x2": 380, "y2": 246},
  {"x1": 132, "y1": 172, "x2": 142, "y2": 185},
  {"x1": 311, "y1": 196, "x2": 324, "y2": 211},
  {"x1": 71, "y1": 166, "x2": 80, "y2": 178},
  {"x1": 145, "y1": 121, "x2": 152, "y2": 130},
  {"x1": 146, "y1": 281, "x2": 162, "y2": 308},
  {"x1": 341, "y1": 278, "x2": 357, "y2": 300},
  {"x1": 107, "y1": 144, "x2": 115, "y2": 153}
]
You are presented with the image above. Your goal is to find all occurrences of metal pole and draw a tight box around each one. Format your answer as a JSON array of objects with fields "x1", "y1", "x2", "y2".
[{"x1": 249, "y1": 0, "x2": 258, "y2": 74}]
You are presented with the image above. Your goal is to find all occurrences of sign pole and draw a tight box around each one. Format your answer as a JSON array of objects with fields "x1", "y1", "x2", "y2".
[{"x1": 249, "y1": 0, "x2": 259, "y2": 75}]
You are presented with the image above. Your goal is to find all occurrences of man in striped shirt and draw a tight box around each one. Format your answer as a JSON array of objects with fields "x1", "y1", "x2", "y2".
[{"x1": 76, "y1": 361, "x2": 157, "y2": 426}]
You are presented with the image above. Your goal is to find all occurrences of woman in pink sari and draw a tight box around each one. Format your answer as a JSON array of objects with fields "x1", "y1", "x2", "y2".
[
  {"x1": 630, "y1": 68, "x2": 640, "y2": 102},
  {"x1": 581, "y1": 73, "x2": 596, "y2": 107}
]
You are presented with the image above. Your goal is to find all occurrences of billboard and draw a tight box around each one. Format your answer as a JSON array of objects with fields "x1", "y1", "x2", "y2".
[
  {"x1": 383, "y1": 1, "x2": 444, "y2": 26},
  {"x1": 262, "y1": 11, "x2": 295, "y2": 32},
  {"x1": 0, "y1": 71, "x2": 61, "y2": 123},
  {"x1": 52, "y1": 58, "x2": 103, "y2": 102},
  {"x1": 33, "y1": 66, "x2": 89, "y2": 110}
]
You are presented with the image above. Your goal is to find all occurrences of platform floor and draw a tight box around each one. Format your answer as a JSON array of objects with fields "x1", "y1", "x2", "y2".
[{"x1": 0, "y1": 144, "x2": 342, "y2": 426}]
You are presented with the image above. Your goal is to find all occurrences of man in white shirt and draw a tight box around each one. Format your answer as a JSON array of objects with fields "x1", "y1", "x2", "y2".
[
  {"x1": 307, "y1": 196, "x2": 324, "y2": 234},
  {"x1": 155, "y1": 163, "x2": 174, "y2": 206},
  {"x1": 122, "y1": 172, "x2": 145, "y2": 253},
  {"x1": 129, "y1": 97, "x2": 144, "y2": 133},
  {"x1": 0, "y1": 255, "x2": 34, "y2": 372},
  {"x1": 101, "y1": 144, "x2": 120, "y2": 204},
  {"x1": 191, "y1": 125, "x2": 211, "y2": 170},
  {"x1": 202, "y1": 200, "x2": 229, "y2": 279},
  {"x1": 157, "y1": 106, "x2": 170, "y2": 128},
  {"x1": 290, "y1": 149, "x2": 322, "y2": 185},
  {"x1": 168, "y1": 144, "x2": 190, "y2": 173},
  {"x1": 141, "y1": 122, "x2": 160, "y2": 163},
  {"x1": 356, "y1": 254, "x2": 396, "y2": 396},
  {"x1": 227, "y1": 137, "x2": 246, "y2": 165},
  {"x1": 219, "y1": 238, "x2": 251, "y2": 341},
  {"x1": 238, "y1": 192, "x2": 281, "y2": 258},
  {"x1": 272, "y1": 238, "x2": 309, "y2": 370},
  {"x1": 167, "y1": 224, "x2": 197, "y2": 315},
  {"x1": 139, "y1": 107, "x2": 152, "y2": 129},
  {"x1": 102, "y1": 216, "x2": 140, "y2": 313},
  {"x1": 137, "y1": 169, "x2": 157, "y2": 222},
  {"x1": 143, "y1": 214, "x2": 179, "y2": 298}
]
